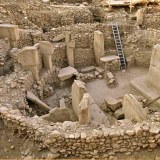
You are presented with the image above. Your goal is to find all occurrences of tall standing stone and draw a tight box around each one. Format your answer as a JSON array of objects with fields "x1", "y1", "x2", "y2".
[
  {"x1": 0, "y1": 24, "x2": 19, "y2": 48},
  {"x1": 65, "y1": 32, "x2": 75, "y2": 67},
  {"x1": 147, "y1": 44, "x2": 160, "y2": 90},
  {"x1": 17, "y1": 46, "x2": 40, "y2": 82},
  {"x1": 135, "y1": 8, "x2": 144, "y2": 26},
  {"x1": 39, "y1": 41, "x2": 53, "y2": 72},
  {"x1": 94, "y1": 30, "x2": 105, "y2": 65},
  {"x1": 79, "y1": 93, "x2": 91, "y2": 125},
  {"x1": 72, "y1": 80, "x2": 87, "y2": 118}
]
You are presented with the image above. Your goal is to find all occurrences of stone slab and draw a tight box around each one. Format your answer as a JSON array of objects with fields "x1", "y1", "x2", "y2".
[
  {"x1": 81, "y1": 66, "x2": 95, "y2": 73},
  {"x1": 58, "y1": 66, "x2": 78, "y2": 81},
  {"x1": 100, "y1": 55, "x2": 120, "y2": 63},
  {"x1": 0, "y1": 24, "x2": 19, "y2": 40},
  {"x1": 95, "y1": 67, "x2": 104, "y2": 74},
  {"x1": 90, "y1": 95, "x2": 110, "y2": 127},
  {"x1": 130, "y1": 74, "x2": 160, "y2": 111},
  {"x1": 122, "y1": 94, "x2": 147, "y2": 122},
  {"x1": 105, "y1": 96, "x2": 121, "y2": 111},
  {"x1": 18, "y1": 46, "x2": 39, "y2": 66}
]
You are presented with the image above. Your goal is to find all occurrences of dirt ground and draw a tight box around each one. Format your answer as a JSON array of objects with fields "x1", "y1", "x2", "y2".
[
  {"x1": 86, "y1": 67, "x2": 148, "y2": 106},
  {"x1": 0, "y1": 119, "x2": 51, "y2": 159}
]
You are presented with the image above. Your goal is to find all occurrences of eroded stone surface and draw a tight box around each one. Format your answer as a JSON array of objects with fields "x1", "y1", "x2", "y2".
[
  {"x1": 122, "y1": 94, "x2": 148, "y2": 122},
  {"x1": 58, "y1": 66, "x2": 78, "y2": 81}
]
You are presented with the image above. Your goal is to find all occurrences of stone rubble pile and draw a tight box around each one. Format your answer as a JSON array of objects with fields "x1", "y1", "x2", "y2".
[{"x1": 76, "y1": 66, "x2": 104, "y2": 82}]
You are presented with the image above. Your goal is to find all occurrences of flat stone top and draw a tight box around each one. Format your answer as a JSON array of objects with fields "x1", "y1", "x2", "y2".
[
  {"x1": 0, "y1": 24, "x2": 18, "y2": 28},
  {"x1": 105, "y1": 96, "x2": 119, "y2": 105},
  {"x1": 58, "y1": 66, "x2": 78, "y2": 81},
  {"x1": 100, "y1": 55, "x2": 120, "y2": 63},
  {"x1": 81, "y1": 66, "x2": 95, "y2": 73},
  {"x1": 94, "y1": 30, "x2": 103, "y2": 34}
]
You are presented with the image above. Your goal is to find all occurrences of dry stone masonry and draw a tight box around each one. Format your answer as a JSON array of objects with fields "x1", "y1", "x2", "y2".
[{"x1": 1, "y1": 0, "x2": 160, "y2": 159}]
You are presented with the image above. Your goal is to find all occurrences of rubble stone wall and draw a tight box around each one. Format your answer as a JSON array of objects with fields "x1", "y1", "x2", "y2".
[
  {"x1": 0, "y1": 103, "x2": 160, "y2": 159},
  {"x1": 26, "y1": 7, "x2": 93, "y2": 31},
  {"x1": 46, "y1": 23, "x2": 157, "y2": 68},
  {"x1": 16, "y1": 23, "x2": 160, "y2": 69},
  {"x1": 50, "y1": 0, "x2": 92, "y2": 3}
]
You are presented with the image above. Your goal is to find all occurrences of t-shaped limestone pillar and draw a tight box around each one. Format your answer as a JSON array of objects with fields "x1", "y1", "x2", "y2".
[
  {"x1": 72, "y1": 80, "x2": 87, "y2": 118},
  {"x1": 94, "y1": 30, "x2": 105, "y2": 65},
  {"x1": 65, "y1": 32, "x2": 75, "y2": 67},
  {"x1": 147, "y1": 44, "x2": 160, "y2": 90},
  {"x1": 39, "y1": 41, "x2": 53, "y2": 72},
  {"x1": 79, "y1": 93, "x2": 91, "y2": 125},
  {"x1": 17, "y1": 46, "x2": 40, "y2": 82},
  {"x1": 0, "y1": 24, "x2": 19, "y2": 48}
]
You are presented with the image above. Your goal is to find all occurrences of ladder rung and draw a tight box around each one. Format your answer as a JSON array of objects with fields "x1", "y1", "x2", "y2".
[{"x1": 112, "y1": 23, "x2": 126, "y2": 70}]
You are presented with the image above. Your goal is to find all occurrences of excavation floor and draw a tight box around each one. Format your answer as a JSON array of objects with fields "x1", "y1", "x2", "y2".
[{"x1": 86, "y1": 67, "x2": 148, "y2": 106}]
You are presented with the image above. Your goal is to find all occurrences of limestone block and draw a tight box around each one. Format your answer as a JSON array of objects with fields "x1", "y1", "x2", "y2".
[
  {"x1": 59, "y1": 98, "x2": 66, "y2": 108},
  {"x1": 94, "y1": 30, "x2": 105, "y2": 65},
  {"x1": 122, "y1": 94, "x2": 148, "y2": 122},
  {"x1": 23, "y1": 65, "x2": 40, "y2": 82},
  {"x1": 95, "y1": 67, "x2": 104, "y2": 74},
  {"x1": 147, "y1": 66, "x2": 160, "y2": 90},
  {"x1": 79, "y1": 93, "x2": 91, "y2": 125},
  {"x1": 150, "y1": 44, "x2": 160, "y2": 69},
  {"x1": 105, "y1": 96, "x2": 121, "y2": 111},
  {"x1": 68, "y1": 40, "x2": 75, "y2": 48},
  {"x1": 42, "y1": 107, "x2": 75, "y2": 123},
  {"x1": 0, "y1": 24, "x2": 19, "y2": 41},
  {"x1": 52, "y1": 34, "x2": 65, "y2": 42},
  {"x1": 114, "y1": 108, "x2": 124, "y2": 119},
  {"x1": 17, "y1": 46, "x2": 40, "y2": 81},
  {"x1": 106, "y1": 71, "x2": 114, "y2": 80},
  {"x1": 65, "y1": 31, "x2": 71, "y2": 43},
  {"x1": 58, "y1": 66, "x2": 78, "y2": 81},
  {"x1": 100, "y1": 55, "x2": 119, "y2": 63},
  {"x1": 18, "y1": 46, "x2": 39, "y2": 66},
  {"x1": 147, "y1": 44, "x2": 160, "y2": 90},
  {"x1": 81, "y1": 66, "x2": 95, "y2": 73},
  {"x1": 135, "y1": 9, "x2": 144, "y2": 26},
  {"x1": 65, "y1": 32, "x2": 74, "y2": 67},
  {"x1": 27, "y1": 91, "x2": 51, "y2": 111},
  {"x1": 39, "y1": 41, "x2": 53, "y2": 72},
  {"x1": 89, "y1": 95, "x2": 110, "y2": 127},
  {"x1": 72, "y1": 80, "x2": 87, "y2": 118}
]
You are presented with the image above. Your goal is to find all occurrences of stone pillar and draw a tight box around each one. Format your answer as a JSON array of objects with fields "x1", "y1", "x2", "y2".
[
  {"x1": 39, "y1": 41, "x2": 53, "y2": 72},
  {"x1": 94, "y1": 30, "x2": 105, "y2": 65},
  {"x1": 17, "y1": 46, "x2": 40, "y2": 82},
  {"x1": 0, "y1": 24, "x2": 19, "y2": 48},
  {"x1": 65, "y1": 32, "x2": 75, "y2": 67},
  {"x1": 135, "y1": 8, "x2": 144, "y2": 26},
  {"x1": 72, "y1": 80, "x2": 87, "y2": 118},
  {"x1": 122, "y1": 94, "x2": 147, "y2": 122},
  {"x1": 79, "y1": 93, "x2": 91, "y2": 125},
  {"x1": 147, "y1": 44, "x2": 160, "y2": 90}
]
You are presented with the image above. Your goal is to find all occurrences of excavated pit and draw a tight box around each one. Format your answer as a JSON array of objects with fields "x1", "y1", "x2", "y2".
[{"x1": 1, "y1": 0, "x2": 160, "y2": 159}]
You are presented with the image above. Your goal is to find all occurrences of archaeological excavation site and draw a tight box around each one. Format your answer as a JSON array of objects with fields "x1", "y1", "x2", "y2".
[{"x1": 1, "y1": 0, "x2": 160, "y2": 159}]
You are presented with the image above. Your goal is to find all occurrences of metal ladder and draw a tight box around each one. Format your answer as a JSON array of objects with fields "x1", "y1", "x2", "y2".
[{"x1": 112, "y1": 23, "x2": 126, "y2": 70}]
